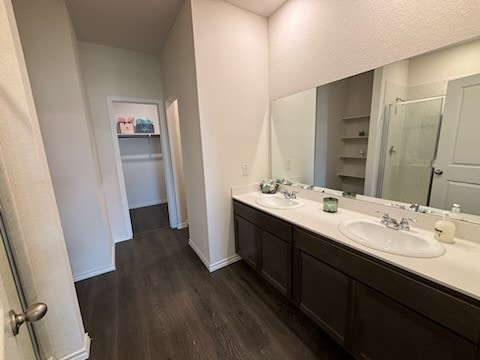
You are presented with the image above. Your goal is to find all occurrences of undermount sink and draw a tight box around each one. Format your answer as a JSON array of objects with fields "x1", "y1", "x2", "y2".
[
  {"x1": 256, "y1": 194, "x2": 304, "y2": 210},
  {"x1": 338, "y1": 219, "x2": 445, "y2": 258}
]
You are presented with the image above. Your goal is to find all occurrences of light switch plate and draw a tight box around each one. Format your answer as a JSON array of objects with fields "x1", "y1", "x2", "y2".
[{"x1": 242, "y1": 164, "x2": 249, "y2": 176}]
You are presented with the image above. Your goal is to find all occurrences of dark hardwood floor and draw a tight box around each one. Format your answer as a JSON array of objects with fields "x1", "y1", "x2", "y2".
[
  {"x1": 75, "y1": 206, "x2": 352, "y2": 359},
  {"x1": 130, "y1": 203, "x2": 170, "y2": 234}
]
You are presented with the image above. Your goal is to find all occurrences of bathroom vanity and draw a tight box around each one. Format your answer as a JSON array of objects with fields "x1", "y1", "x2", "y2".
[{"x1": 233, "y1": 193, "x2": 480, "y2": 360}]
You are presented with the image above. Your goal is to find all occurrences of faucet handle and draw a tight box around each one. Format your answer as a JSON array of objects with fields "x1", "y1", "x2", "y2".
[
  {"x1": 399, "y1": 217, "x2": 418, "y2": 230},
  {"x1": 377, "y1": 211, "x2": 391, "y2": 224}
]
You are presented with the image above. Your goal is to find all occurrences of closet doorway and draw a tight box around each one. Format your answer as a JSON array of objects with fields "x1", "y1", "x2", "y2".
[{"x1": 107, "y1": 97, "x2": 180, "y2": 239}]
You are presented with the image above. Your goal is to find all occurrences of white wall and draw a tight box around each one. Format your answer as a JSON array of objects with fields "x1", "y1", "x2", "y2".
[
  {"x1": 269, "y1": 0, "x2": 480, "y2": 100},
  {"x1": 78, "y1": 42, "x2": 165, "y2": 241},
  {"x1": 271, "y1": 88, "x2": 316, "y2": 183},
  {"x1": 191, "y1": 0, "x2": 269, "y2": 266},
  {"x1": 0, "y1": 0, "x2": 88, "y2": 358},
  {"x1": 161, "y1": 0, "x2": 211, "y2": 265},
  {"x1": 13, "y1": 0, "x2": 114, "y2": 281},
  {"x1": 118, "y1": 137, "x2": 167, "y2": 209}
]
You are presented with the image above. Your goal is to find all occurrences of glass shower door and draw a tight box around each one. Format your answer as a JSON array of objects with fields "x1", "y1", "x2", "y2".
[{"x1": 378, "y1": 97, "x2": 444, "y2": 205}]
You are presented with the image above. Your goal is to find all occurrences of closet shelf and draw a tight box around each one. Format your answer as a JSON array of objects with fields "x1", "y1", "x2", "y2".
[
  {"x1": 339, "y1": 114, "x2": 370, "y2": 121},
  {"x1": 337, "y1": 173, "x2": 365, "y2": 179},
  {"x1": 339, "y1": 136, "x2": 369, "y2": 140},
  {"x1": 118, "y1": 133, "x2": 160, "y2": 139},
  {"x1": 338, "y1": 155, "x2": 367, "y2": 160}
]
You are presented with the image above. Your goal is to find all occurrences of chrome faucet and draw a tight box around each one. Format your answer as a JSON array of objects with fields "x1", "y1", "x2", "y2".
[
  {"x1": 408, "y1": 203, "x2": 431, "y2": 214},
  {"x1": 378, "y1": 211, "x2": 418, "y2": 231},
  {"x1": 280, "y1": 189, "x2": 298, "y2": 199}
]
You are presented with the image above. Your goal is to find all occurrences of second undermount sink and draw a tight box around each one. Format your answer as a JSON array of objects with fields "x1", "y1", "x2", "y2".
[
  {"x1": 338, "y1": 219, "x2": 445, "y2": 258},
  {"x1": 256, "y1": 194, "x2": 304, "y2": 210}
]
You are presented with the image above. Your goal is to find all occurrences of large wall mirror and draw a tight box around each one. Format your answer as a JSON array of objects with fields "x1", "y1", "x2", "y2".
[{"x1": 271, "y1": 38, "x2": 480, "y2": 223}]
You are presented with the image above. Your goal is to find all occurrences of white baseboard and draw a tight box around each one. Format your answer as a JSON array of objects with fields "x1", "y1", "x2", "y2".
[
  {"x1": 188, "y1": 239, "x2": 241, "y2": 273},
  {"x1": 73, "y1": 264, "x2": 115, "y2": 282},
  {"x1": 209, "y1": 254, "x2": 241, "y2": 272},
  {"x1": 188, "y1": 239, "x2": 210, "y2": 269},
  {"x1": 58, "y1": 333, "x2": 91, "y2": 360},
  {"x1": 114, "y1": 233, "x2": 132, "y2": 243},
  {"x1": 177, "y1": 221, "x2": 189, "y2": 229},
  {"x1": 128, "y1": 198, "x2": 167, "y2": 210}
]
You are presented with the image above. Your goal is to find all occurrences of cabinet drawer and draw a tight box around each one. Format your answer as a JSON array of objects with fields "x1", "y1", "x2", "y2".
[
  {"x1": 294, "y1": 227, "x2": 480, "y2": 343},
  {"x1": 233, "y1": 200, "x2": 292, "y2": 242}
]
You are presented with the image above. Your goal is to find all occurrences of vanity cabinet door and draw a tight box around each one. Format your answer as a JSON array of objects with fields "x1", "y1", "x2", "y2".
[
  {"x1": 260, "y1": 231, "x2": 291, "y2": 298},
  {"x1": 294, "y1": 249, "x2": 353, "y2": 347},
  {"x1": 352, "y1": 283, "x2": 477, "y2": 360},
  {"x1": 234, "y1": 215, "x2": 259, "y2": 269}
]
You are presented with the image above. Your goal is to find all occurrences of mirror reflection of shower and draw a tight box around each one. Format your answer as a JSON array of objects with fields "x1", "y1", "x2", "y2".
[{"x1": 377, "y1": 96, "x2": 444, "y2": 205}]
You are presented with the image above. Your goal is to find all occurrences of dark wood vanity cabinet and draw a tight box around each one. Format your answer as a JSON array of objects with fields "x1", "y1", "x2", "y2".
[
  {"x1": 352, "y1": 283, "x2": 477, "y2": 360},
  {"x1": 233, "y1": 200, "x2": 480, "y2": 359},
  {"x1": 233, "y1": 200, "x2": 292, "y2": 297}
]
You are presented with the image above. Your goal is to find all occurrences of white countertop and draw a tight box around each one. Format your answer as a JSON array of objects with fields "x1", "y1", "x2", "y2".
[{"x1": 233, "y1": 191, "x2": 480, "y2": 301}]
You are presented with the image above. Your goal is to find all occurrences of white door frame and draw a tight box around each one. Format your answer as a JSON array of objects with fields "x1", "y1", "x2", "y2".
[{"x1": 106, "y1": 96, "x2": 178, "y2": 237}]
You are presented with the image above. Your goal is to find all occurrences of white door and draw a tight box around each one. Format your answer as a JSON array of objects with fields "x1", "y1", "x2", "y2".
[
  {"x1": 430, "y1": 74, "x2": 480, "y2": 215},
  {"x1": 0, "y1": 219, "x2": 36, "y2": 360}
]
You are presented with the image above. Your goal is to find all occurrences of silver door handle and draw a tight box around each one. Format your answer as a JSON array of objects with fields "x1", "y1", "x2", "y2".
[
  {"x1": 434, "y1": 169, "x2": 443, "y2": 175},
  {"x1": 10, "y1": 303, "x2": 47, "y2": 335}
]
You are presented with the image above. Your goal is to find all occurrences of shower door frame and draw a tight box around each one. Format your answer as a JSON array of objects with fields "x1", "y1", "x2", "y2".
[{"x1": 376, "y1": 95, "x2": 445, "y2": 202}]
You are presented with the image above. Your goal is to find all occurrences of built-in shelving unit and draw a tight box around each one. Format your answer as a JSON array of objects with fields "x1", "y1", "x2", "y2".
[{"x1": 337, "y1": 114, "x2": 370, "y2": 194}]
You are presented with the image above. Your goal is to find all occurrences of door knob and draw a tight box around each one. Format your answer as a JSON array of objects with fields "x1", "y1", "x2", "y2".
[
  {"x1": 9, "y1": 303, "x2": 47, "y2": 336},
  {"x1": 434, "y1": 169, "x2": 443, "y2": 175}
]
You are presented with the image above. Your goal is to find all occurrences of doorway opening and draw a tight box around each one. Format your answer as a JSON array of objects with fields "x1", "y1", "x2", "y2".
[{"x1": 106, "y1": 96, "x2": 187, "y2": 240}]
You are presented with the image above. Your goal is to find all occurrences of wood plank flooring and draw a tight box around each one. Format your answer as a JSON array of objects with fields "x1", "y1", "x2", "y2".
[
  {"x1": 76, "y1": 207, "x2": 353, "y2": 359},
  {"x1": 129, "y1": 203, "x2": 169, "y2": 234}
]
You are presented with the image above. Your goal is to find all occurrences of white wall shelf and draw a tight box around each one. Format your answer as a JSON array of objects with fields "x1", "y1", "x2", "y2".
[
  {"x1": 337, "y1": 173, "x2": 366, "y2": 179},
  {"x1": 339, "y1": 114, "x2": 370, "y2": 121},
  {"x1": 118, "y1": 133, "x2": 160, "y2": 138},
  {"x1": 338, "y1": 155, "x2": 367, "y2": 159},
  {"x1": 340, "y1": 136, "x2": 369, "y2": 140}
]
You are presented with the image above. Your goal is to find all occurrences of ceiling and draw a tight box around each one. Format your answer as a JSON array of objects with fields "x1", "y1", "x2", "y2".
[
  {"x1": 65, "y1": 0, "x2": 184, "y2": 54},
  {"x1": 65, "y1": 0, "x2": 287, "y2": 54},
  {"x1": 223, "y1": 0, "x2": 287, "y2": 17}
]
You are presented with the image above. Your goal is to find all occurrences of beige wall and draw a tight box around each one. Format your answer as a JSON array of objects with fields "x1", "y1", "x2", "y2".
[
  {"x1": 0, "y1": 0, "x2": 88, "y2": 358},
  {"x1": 13, "y1": 0, "x2": 114, "y2": 282},
  {"x1": 191, "y1": 0, "x2": 269, "y2": 265},
  {"x1": 271, "y1": 88, "x2": 316, "y2": 184},
  {"x1": 408, "y1": 39, "x2": 480, "y2": 87},
  {"x1": 79, "y1": 41, "x2": 166, "y2": 241},
  {"x1": 161, "y1": 0, "x2": 211, "y2": 265},
  {"x1": 269, "y1": 0, "x2": 480, "y2": 100}
]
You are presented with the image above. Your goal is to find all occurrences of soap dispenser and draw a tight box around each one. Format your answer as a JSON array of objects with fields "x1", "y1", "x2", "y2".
[
  {"x1": 433, "y1": 212, "x2": 455, "y2": 244},
  {"x1": 449, "y1": 204, "x2": 463, "y2": 220}
]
